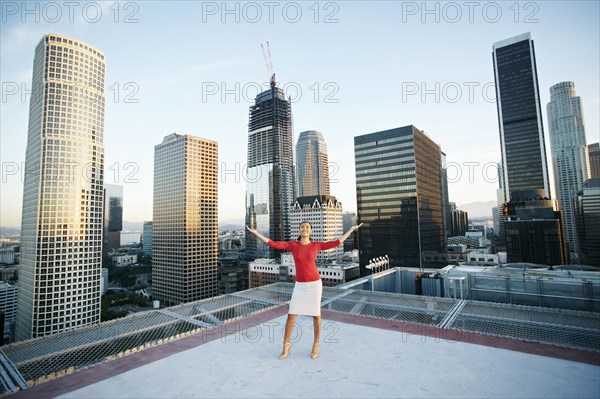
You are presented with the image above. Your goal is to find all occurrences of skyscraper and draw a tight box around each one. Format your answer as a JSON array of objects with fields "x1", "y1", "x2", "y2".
[
  {"x1": 493, "y1": 33, "x2": 568, "y2": 265},
  {"x1": 245, "y1": 82, "x2": 294, "y2": 260},
  {"x1": 547, "y1": 82, "x2": 590, "y2": 255},
  {"x1": 493, "y1": 32, "x2": 550, "y2": 200},
  {"x1": 16, "y1": 34, "x2": 106, "y2": 341},
  {"x1": 142, "y1": 221, "x2": 153, "y2": 257},
  {"x1": 496, "y1": 162, "x2": 507, "y2": 246},
  {"x1": 103, "y1": 184, "x2": 123, "y2": 256},
  {"x1": 441, "y1": 151, "x2": 452, "y2": 239},
  {"x1": 152, "y1": 133, "x2": 218, "y2": 306},
  {"x1": 588, "y1": 143, "x2": 600, "y2": 178},
  {"x1": 574, "y1": 178, "x2": 600, "y2": 266},
  {"x1": 504, "y1": 195, "x2": 568, "y2": 266},
  {"x1": 354, "y1": 126, "x2": 446, "y2": 275},
  {"x1": 342, "y1": 212, "x2": 358, "y2": 251},
  {"x1": 296, "y1": 130, "x2": 330, "y2": 197},
  {"x1": 451, "y1": 209, "x2": 469, "y2": 237},
  {"x1": 492, "y1": 206, "x2": 500, "y2": 237}
]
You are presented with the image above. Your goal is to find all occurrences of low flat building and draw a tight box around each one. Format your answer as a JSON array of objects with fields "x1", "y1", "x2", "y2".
[{"x1": 249, "y1": 254, "x2": 359, "y2": 288}]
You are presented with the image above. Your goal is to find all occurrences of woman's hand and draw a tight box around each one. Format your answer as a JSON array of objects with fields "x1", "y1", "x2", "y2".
[
  {"x1": 339, "y1": 223, "x2": 363, "y2": 244},
  {"x1": 246, "y1": 226, "x2": 270, "y2": 243},
  {"x1": 350, "y1": 223, "x2": 364, "y2": 232}
]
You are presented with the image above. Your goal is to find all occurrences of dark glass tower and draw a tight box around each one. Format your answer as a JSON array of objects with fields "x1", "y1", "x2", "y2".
[
  {"x1": 588, "y1": 143, "x2": 600, "y2": 179},
  {"x1": 103, "y1": 184, "x2": 123, "y2": 257},
  {"x1": 574, "y1": 178, "x2": 600, "y2": 266},
  {"x1": 354, "y1": 126, "x2": 446, "y2": 276},
  {"x1": 493, "y1": 32, "x2": 550, "y2": 201},
  {"x1": 245, "y1": 82, "x2": 294, "y2": 260},
  {"x1": 493, "y1": 33, "x2": 568, "y2": 265}
]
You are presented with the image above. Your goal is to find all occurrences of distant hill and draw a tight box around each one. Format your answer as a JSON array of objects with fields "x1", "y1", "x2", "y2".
[
  {"x1": 0, "y1": 226, "x2": 20, "y2": 236},
  {"x1": 219, "y1": 219, "x2": 245, "y2": 231},
  {"x1": 456, "y1": 201, "x2": 496, "y2": 219},
  {"x1": 2, "y1": 220, "x2": 247, "y2": 236}
]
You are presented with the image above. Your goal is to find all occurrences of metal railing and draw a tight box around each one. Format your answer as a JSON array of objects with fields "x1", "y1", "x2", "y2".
[{"x1": 1, "y1": 282, "x2": 599, "y2": 396}]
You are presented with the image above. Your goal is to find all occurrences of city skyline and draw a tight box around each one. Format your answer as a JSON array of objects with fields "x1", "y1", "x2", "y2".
[{"x1": 1, "y1": 2, "x2": 599, "y2": 227}]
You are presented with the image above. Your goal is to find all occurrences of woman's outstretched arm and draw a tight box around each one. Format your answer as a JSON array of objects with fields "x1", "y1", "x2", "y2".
[
  {"x1": 246, "y1": 226, "x2": 270, "y2": 244},
  {"x1": 338, "y1": 223, "x2": 363, "y2": 244}
]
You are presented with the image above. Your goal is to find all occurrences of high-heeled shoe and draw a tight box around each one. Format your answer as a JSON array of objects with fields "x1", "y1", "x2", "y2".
[
  {"x1": 279, "y1": 342, "x2": 291, "y2": 360},
  {"x1": 310, "y1": 342, "x2": 319, "y2": 359}
]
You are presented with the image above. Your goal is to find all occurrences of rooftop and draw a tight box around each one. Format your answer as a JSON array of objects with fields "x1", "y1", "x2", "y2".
[{"x1": 2, "y1": 283, "x2": 599, "y2": 398}]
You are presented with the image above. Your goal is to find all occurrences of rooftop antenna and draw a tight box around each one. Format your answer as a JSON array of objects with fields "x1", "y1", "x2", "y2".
[{"x1": 261, "y1": 41, "x2": 276, "y2": 87}]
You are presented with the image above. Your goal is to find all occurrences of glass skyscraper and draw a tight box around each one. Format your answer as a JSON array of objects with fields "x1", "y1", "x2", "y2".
[
  {"x1": 245, "y1": 83, "x2": 294, "y2": 260},
  {"x1": 152, "y1": 134, "x2": 218, "y2": 306},
  {"x1": 354, "y1": 126, "x2": 446, "y2": 275},
  {"x1": 296, "y1": 130, "x2": 330, "y2": 197},
  {"x1": 16, "y1": 34, "x2": 106, "y2": 340},
  {"x1": 142, "y1": 221, "x2": 153, "y2": 257},
  {"x1": 493, "y1": 32, "x2": 550, "y2": 200},
  {"x1": 574, "y1": 179, "x2": 600, "y2": 266},
  {"x1": 103, "y1": 184, "x2": 123, "y2": 256},
  {"x1": 441, "y1": 151, "x2": 451, "y2": 239},
  {"x1": 493, "y1": 33, "x2": 568, "y2": 265},
  {"x1": 547, "y1": 82, "x2": 590, "y2": 256},
  {"x1": 589, "y1": 143, "x2": 600, "y2": 178}
]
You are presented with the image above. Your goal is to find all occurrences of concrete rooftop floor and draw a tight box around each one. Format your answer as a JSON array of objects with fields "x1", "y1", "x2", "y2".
[{"x1": 13, "y1": 306, "x2": 600, "y2": 399}]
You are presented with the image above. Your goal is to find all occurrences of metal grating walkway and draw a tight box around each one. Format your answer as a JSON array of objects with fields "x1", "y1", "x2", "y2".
[{"x1": 1, "y1": 282, "x2": 598, "y2": 395}]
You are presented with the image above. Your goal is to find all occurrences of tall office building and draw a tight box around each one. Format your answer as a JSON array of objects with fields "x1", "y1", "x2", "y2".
[
  {"x1": 574, "y1": 178, "x2": 600, "y2": 266},
  {"x1": 16, "y1": 34, "x2": 105, "y2": 341},
  {"x1": 296, "y1": 130, "x2": 330, "y2": 197},
  {"x1": 103, "y1": 184, "x2": 123, "y2": 256},
  {"x1": 492, "y1": 206, "x2": 500, "y2": 236},
  {"x1": 153, "y1": 133, "x2": 218, "y2": 306},
  {"x1": 547, "y1": 82, "x2": 590, "y2": 255},
  {"x1": 354, "y1": 126, "x2": 446, "y2": 275},
  {"x1": 504, "y1": 194, "x2": 568, "y2": 266},
  {"x1": 142, "y1": 221, "x2": 153, "y2": 257},
  {"x1": 342, "y1": 212, "x2": 358, "y2": 251},
  {"x1": 493, "y1": 33, "x2": 567, "y2": 264},
  {"x1": 441, "y1": 152, "x2": 451, "y2": 239},
  {"x1": 290, "y1": 195, "x2": 343, "y2": 261},
  {"x1": 588, "y1": 143, "x2": 600, "y2": 178},
  {"x1": 493, "y1": 32, "x2": 550, "y2": 200},
  {"x1": 495, "y1": 162, "x2": 507, "y2": 246},
  {"x1": 245, "y1": 81, "x2": 294, "y2": 260},
  {"x1": 451, "y1": 209, "x2": 469, "y2": 237},
  {"x1": 0, "y1": 282, "x2": 18, "y2": 342}
]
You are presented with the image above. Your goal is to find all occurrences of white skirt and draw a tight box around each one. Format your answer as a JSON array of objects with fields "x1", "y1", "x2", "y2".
[{"x1": 289, "y1": 279, "x2": 323, "y2": 316}]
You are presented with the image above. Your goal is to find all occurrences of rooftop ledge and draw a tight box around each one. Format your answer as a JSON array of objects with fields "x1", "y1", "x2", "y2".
[{"x1": 3, "y1": 283, "x2": 599, "y2": 398}]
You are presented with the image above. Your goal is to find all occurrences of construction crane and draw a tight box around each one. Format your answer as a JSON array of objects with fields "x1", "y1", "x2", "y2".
[{"x1": 261, "y1": 41, "x2": 276, "y2": 87}]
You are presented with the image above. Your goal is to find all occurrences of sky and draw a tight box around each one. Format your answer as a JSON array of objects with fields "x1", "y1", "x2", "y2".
[{"x1": 1, "y1": 1, "x2": 599, "y2": 227}]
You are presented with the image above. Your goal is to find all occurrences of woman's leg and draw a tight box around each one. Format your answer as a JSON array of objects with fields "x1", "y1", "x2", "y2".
[
  {"x1": 279, "y1": 314, "x2": 296, "y2": 359},
  {"x1": 311, "y1": 316, "x2": 321, "y2": 359}
]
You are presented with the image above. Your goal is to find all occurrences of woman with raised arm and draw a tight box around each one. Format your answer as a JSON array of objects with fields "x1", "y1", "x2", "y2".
[{"x1": 246, "y1": 221, "x2": 363, "y2": 360}]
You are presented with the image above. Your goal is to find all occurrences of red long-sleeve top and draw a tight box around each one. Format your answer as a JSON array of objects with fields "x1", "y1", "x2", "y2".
[{"x1": 267, "y1": 240, "x2": 341, "y2": 282}]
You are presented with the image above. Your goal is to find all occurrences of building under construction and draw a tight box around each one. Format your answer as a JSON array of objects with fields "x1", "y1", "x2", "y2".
[{"x1": 245, "y1": 73, "x2": 294, "y2": 260}]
